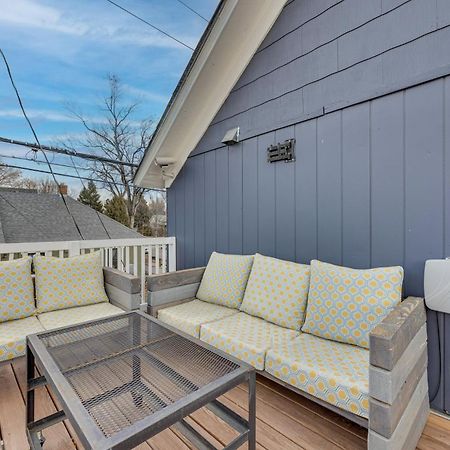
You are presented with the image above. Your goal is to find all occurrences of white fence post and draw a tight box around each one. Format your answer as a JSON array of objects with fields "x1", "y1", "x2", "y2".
[
  {"x1": 168, "y1": 237, "x2": 177, "y2": 272},
  {"x1": 67, "y1": 241, "x2": 81, "y2": 257}
]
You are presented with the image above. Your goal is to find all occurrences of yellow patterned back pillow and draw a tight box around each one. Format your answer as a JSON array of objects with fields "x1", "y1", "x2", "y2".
[
  {"x1": 196, "y1": 252, "x2": 254, "y2": 309},
  {"x1": 0, "y1": 257, "x2": 35, "y2": 322},
  {"x1": 34, "y1": 251, "x2": 109, "y2": 313},
  {"x1": 240, "y1": 254, "x2": 310, "y2": 330},
  {"x1": 302, "y1": 260, "x2": 403, "y2": 348}
]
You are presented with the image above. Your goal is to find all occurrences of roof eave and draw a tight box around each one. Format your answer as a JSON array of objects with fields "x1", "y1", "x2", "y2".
[{"x1": 134, "y1": 0, "x2": 287, "y2": 189}]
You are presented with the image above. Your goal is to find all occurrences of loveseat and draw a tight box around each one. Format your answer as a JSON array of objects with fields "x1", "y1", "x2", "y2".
[
  {"x1": 0, "y1": 252, "x2": 141, "y2": 362},
  {"x1": 148, "y1": 252, "x2": 429, "y2": 450}
]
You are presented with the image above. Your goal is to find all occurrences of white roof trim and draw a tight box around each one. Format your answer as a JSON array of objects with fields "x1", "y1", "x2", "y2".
[{"x1": 135, "y1": 0, "x2": 287, "y2": 188}]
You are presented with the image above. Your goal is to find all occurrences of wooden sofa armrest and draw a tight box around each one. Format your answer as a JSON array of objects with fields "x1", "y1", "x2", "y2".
[
  {"x1": 103, "y1": 267, "x2": 141, "y2": 311},
  {"x1": 368, "y1": 297, "x2": 429, "y2": 450},
  {"x1": 146, "y1": 267, "x2": 205, "y2": 316}
]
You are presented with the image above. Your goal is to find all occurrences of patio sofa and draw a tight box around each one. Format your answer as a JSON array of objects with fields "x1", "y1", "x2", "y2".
[
  {"x1": 148, "y1": 252, "x2": 429, "y2": 450},
  {"x1": 0, "y1": 252, "x2": 141, "y2": 363}
]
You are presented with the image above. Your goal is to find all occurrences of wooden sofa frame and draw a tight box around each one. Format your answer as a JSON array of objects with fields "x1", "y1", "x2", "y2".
[
  {"x1": 147, "y1": 267, "x2": 429, "y2": 450},
  {"x1": 103, "y1": 267, "x2": 142, "y2": 311}
]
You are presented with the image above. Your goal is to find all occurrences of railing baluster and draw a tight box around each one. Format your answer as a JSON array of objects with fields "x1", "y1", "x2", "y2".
[
  {"x1": 125, "y1": 246, "x2": 130, "y2": 273},
  {"x1": 162, "y1": 244, "x2": 167, "y2": 273},
  {"x1": 132, "y1": 246, "x2": 138, "y2": 276},
  {"x1": 155, "y1": 245, "x2": 160, "y2": 274},
  {"x1": 118, "y1": 247, "x2": 124, "y2": 271}
]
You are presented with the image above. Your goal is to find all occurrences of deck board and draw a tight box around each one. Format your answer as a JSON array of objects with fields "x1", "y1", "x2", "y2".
[{"x1": 0, "y1": 358, "x2": 449, "y2": 449}]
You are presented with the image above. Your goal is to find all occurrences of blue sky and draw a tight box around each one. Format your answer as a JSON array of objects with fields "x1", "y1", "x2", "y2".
[{"x1": 0, "y1": 0, "x2": 218, "y2": 195}]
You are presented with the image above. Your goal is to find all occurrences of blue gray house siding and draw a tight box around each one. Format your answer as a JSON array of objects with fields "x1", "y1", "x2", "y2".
[{"x1": 167, "y1": 0, "x2": 450, "y2": 413}]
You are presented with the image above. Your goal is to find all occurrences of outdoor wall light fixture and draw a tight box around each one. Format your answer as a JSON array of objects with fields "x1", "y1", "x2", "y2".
[{"x1": 222, "y1": 127, "x2": 240, "y2": 146}]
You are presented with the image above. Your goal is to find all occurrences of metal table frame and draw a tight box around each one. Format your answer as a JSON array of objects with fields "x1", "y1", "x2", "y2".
[{"x1": 26, "y1": 311, "x2": 256, "y2": 450}]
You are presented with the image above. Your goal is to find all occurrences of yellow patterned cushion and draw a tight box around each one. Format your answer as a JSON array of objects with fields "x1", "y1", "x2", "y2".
[
  {"x1": 239, "y1": 254, "x2": 310, "y2": 330},
  {"x1": 0, "y1": 257, "x2": 35, "y2": 322},
  {"x1": 266, "y1": 333, "x2": 369, "y2": 418},
  {"x1": 0, "y1": 316, "x2": 45, "y2": 361},
  {"x1": 158, "y1": 299, "x2": 239, "y2": 337},
  {"x1": 196, "y1": 252, "x2": 254, "y2": 308},
  {"x1": 34, "y1": 252, "x2": 109, "y2": 313},
  {"x1": 302, "y1": 260, "x2": 403, "y2": 348},
  {"x1": 200, "y1": 312, "x2": 299, "y2": 370},
  {"x1": 37, "y1": 302, "x2": 123, "y2": 330}
]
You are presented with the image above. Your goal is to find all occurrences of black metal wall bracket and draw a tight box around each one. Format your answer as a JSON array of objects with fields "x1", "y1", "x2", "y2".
[{"x1": 267, "y1": 139, "x2": 295, "y2": 163}]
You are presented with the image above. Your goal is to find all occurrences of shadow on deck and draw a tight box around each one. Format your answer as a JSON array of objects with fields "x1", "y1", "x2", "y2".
[{"x1": 0, "y1": 358, "x2": 447, "y2": 449}]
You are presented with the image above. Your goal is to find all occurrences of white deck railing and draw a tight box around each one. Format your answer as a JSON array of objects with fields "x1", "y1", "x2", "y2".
[{"x1": 0, "y1": 237, "x2": 176, "y2": 305}]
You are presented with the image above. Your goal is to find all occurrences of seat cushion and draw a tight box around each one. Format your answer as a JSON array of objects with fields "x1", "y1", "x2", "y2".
[
  {"x1": 200, "y1": 312, "x2": 299, "y2": 370},
  {"x1": 0, "y1": 257, "x2": 35, "y2": 322},
  {"x1": 37, "y1": 302, "x2": 123, "y2": 330},
  {"x1": 196, "y1": 252, "x2": 254, "y2": 308},
  {"x1": 0, "y1": 316, "x2": 45, "y2": 361},
  {"x1": 34, "y1": 251, "x2": 109, "y2": 313},
  {"x1": 266, "y1": 333, "x2": 369, "y2": 418},
  {"x1": 240, "y1": 253, "x2": 310, "y2": 330},
  {"x1": 158, "y1": 299, "x2": 238, "y2": 337},
  {"x1": 302, "y1": 260, "x2": 403, "y2": 348}
]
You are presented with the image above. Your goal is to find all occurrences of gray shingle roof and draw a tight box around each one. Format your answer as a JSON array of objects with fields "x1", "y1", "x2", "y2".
[{"x1": 0, "y1": 188, "x2": 143, "y2": 243}]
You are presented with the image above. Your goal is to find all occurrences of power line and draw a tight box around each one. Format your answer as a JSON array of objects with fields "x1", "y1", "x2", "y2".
[
  {"x1": 0, "y1": 136, "x2": 139, "y2": 168},
  {"x1": 0, "y1": 161, "x2": 165, "y2": 192},
  {"x1": 174, "y1": 0, "x2": 208, "y2": 22},
  {"x1": 0, "y1": 162, "x2": 124, "y2": 186},
  {"x1": 105, "y1": 0, "x2": 195, "y2": 51},
  {"x1": 0, "y1": 152, "x2": 91, "y2": 172},
  {"x1": 0, "y1": 48, "x2": 86, "y2": 240}
]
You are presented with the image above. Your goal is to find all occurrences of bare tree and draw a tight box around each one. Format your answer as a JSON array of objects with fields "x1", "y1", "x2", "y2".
[
  {"x1": 63, "y1": 75, "x2": 153, "y2": 228},
  {"x1": 0, "y1": 161, "x2": 22, "y2": 187},
  {"x1": 17, "y1": 177, "x2": 61, "y2": 194}
]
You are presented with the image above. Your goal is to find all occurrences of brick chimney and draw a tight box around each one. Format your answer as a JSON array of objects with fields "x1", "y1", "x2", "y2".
[{"x1": 59, "y1": 183, "x2": 68, "y2": 195}]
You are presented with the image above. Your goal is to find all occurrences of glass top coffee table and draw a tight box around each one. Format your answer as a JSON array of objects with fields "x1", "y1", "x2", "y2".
[{"x1": 26, "y1": 311, "x2": 256, "y2": 450}]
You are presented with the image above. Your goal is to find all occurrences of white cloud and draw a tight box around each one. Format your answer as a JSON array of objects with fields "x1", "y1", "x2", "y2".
[
  {"x1": 123, "y1": 84, "x2": 169, "y2": 104},
  {"x1": 0, "y1": 108, "x2": 109, "y2": 124},
  {"x1": 2, "y1": 0, "x2": 89, "y2": 36},
  {"x1": 1, "y1": 0, "x2": 199, "y2": 50}
]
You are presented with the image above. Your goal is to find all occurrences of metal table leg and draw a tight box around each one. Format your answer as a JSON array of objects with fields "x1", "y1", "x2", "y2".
[
  {"x1": 248, "y1": 371, "x2": 256, "y2": 450},
  {"x1": 26, "y1": 344, "x2": 65, "y2": 449}
]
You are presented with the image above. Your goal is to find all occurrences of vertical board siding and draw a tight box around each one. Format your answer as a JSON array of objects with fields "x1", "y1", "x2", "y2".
[
  {"x1": 342, "y1": 104, "x2": 371, "y2": 268},
  {"x1": 204, "y1": 152, "x2": 216, "y2": 262},
  {"x1": 404, "y1": 80, "x2": 445, "y2": 295},
  {"x1": 370, "y1": 92, "x2": 404, "y2": 268},
  {"x1": 183, "y1": 159, "x2": 195, "y2": 269},
  {"x1": 275, "y1": 126, "x2": 296, "y2": 261},
  {"x1": 257, "y1": 132, "x2": 276, "y2": 256},
  {"x1": 167, "y1": 0, "x2": 450, "y2": 415},
  {"x1": 174, "y1": 170, "x2": 185, "y2": 267},
  {"x1": 228, "y1": 143, "x2": 243, "y2": 254},
  {"x1": 170, "y1": 78, "x2": 450, "y2": 298},
  {"x1": 316, "y1": 111, "x2": 343, "y2": 265},
  {"x1": 215, "y1": 148, "x2": 229, "y2": 254},
  {"x1": 242, "y1": 138, "x2": 259, "y2": 254},
  {"x1": 294, "y1": 120, "x2": 318, "y2": 264},
  {"x1": 193, "y1": 155, "x2": 206, "y2": 266}
]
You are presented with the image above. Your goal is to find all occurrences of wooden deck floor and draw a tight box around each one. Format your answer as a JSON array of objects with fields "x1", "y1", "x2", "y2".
[{"x1": 0, "y1": 358, "x2": 448, "y2": 450}]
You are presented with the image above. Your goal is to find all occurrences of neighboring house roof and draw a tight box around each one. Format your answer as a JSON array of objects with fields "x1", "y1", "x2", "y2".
[
  {"x1": 134, "y1": 0, "x2": 286, "y2": 189},
  {"x1": 0, "y1": 188, "x2": 142, "y2": 243}
]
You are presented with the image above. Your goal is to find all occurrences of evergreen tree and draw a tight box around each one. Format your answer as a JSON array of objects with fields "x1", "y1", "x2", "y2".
[
  {"x1": 104, "y1": 195, "x2": 130, "y2": 227},
  {"x1": 135, "y1": 198, "x2": 152, "y2": 235},
  {"x1": 78, "y1": 181, "x2": 103, "y2": 212}
]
